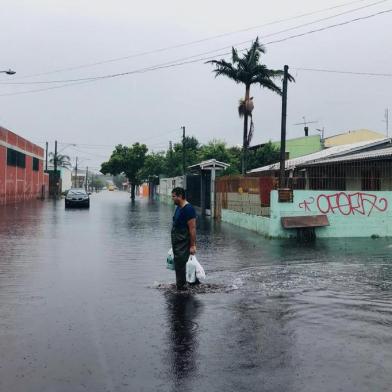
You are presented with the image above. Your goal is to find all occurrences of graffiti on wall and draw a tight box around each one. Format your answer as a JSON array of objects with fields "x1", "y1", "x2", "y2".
[{"x1": 298, "y1": 192, "x2": 388, "y2": 216}]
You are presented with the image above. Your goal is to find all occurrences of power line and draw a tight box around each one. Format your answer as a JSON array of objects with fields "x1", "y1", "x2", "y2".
[
  {"x1": 11, "y1": 0, "x2": 375, "y2": 80},
  {"x1": 40, "y1": 128, "x2": 183, "y2": 149},
  {"x1": 294, "y1": 67, "x2": 392, "y2": 77},
  {"x1": 58, "y1": 141, "x2": 114, "y2": 147},
  {"x1": 265, "y1": 7, "x2": 392, "y2": 45},
  {"x1": 1, "y1": 7, "x2": 391, "y2": 97},
  {"x1": 2, "y1": 0, "x2": 389, "y2": 87},
  {"x1": 68, "y1": 146, "x2": 109, "y2": 159}
]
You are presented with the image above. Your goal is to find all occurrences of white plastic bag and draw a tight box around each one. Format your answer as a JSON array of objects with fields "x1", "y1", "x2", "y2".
[
  {"x1": 195, "y1": 257, "x2": 206, "y2": 281},
  {"x1": 186, "y1": 255, "x2": 206, "y2": 283},
  {"x1": 186, "y1": 256, "x2": 197, "y2": 283},
  {"x1": 166, "y1": 248, "x2": 175, "y2": 270}
]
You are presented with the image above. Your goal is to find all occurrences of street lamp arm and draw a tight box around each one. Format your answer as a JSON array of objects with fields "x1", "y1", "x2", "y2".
[{"x1": 0, "y1": 69, "x2": 16, "y2": 75}]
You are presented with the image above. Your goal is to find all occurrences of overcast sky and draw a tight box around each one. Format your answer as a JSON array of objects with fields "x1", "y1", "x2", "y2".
[{"x1": 0, "y1": 0, "x2": 391, "y2": 170}]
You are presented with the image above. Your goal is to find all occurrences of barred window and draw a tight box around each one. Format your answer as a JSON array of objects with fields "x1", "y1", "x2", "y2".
[
  {"x1": 7, "y1": 148, "x2": 17, "y2": 166},
  {"x1": 17, "y1": 151, "x2": 25, "y2": 168},
  {"x1": 7, "y1": 148, "x2": 26, "y2": 168},
  {"x1": 33, "y1": 157, "x2": 39, "y2": 171}
]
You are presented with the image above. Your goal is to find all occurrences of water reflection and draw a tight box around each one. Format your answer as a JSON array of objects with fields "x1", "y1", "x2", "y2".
[
  {"x1": 165, "y1": 293, "x2": 202, "y2": 391},
  {"x1": 2, "y1": 194, "x2": 392, "y2": 392}
]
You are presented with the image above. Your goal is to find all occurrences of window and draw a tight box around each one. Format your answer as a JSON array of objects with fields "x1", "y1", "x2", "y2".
[
  {"x1": 33, "y1": 157, "x2": 39, "y2": 171},
  {"x1": 7, "y1": 148, "x2": 17, "y2": 166},
  {"x1": 17, "y1": 152, "x2": 25, "y2": 168},
  {"x1": 7, "y1": 148, "x2": 26, "y2": 168}
]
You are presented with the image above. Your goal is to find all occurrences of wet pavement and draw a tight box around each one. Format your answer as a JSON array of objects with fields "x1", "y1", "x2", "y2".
[{"x1": 1, "y1": 191, "x2": 392, "y2": 392}]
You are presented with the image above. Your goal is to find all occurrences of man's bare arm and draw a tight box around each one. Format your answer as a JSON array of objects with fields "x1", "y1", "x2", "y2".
[{"x1": 187, "y1": 218, "x2": 196, "y2": 254}]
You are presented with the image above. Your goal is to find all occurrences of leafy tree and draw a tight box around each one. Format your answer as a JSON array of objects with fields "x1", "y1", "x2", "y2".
[
  {"x1": 140, "y1": 152, "x2": 166, "y2": 184},
  {"x1": 198, "y1": 139, "x2": 241, "y2": 175},
  {"x1": 164, "y1": 136, "x2": 200, "y2": 177},
  {"x1": 198, "y1": 139, "x2": 231, "y2": 162},
  {"x1": 112, "y1": 174, "x2": 127, "y2": 189},
  {"x1": 165, "y1": 145, "x2": 177, "y2": 178},
  {"x1": 247, "y1": 141, "x2": 280, "y2": 171},
  {"x1": 49, "y1": 152, "x2": 71, "y2": 169},
  {"x1": 207, "y1": 37, "x2": 294, "y2": 174},
  {"x1": 101, "y1": 143, "x2": 148, "y2": 200},
  {"x1": 225, "y1": 146, "x2": 242, "y2": 175},
  {"x1": 89, "y1": 176, "x2": 105, "y2": 191}
]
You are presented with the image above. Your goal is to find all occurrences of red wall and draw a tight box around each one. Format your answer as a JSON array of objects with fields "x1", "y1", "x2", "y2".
[{"x1": 0, "y1": 126, "x2": 49, "y2": 205}]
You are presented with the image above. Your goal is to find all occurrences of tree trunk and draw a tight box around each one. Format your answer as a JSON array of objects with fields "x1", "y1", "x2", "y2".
[
  {"x1": 242, "y1": 85, "x2": 250, "y2": 175},
  {"x1": 130, "y1": 183, "x2": 136, "y2": 200}
]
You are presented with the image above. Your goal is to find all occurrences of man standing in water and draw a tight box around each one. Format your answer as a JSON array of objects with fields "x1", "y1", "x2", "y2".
[{"x1": 171, "y1": 187, "x2": 197, "y2": 290}]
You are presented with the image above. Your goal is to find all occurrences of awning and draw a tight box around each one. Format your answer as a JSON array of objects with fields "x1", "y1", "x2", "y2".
[{"x1": 188, "y1": 159, "x2": 230, "y2": 173}]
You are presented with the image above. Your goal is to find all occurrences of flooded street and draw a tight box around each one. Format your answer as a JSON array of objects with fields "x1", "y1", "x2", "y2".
[{"x1": 1, "y1": 191, "x2": 392, "y2": 392}]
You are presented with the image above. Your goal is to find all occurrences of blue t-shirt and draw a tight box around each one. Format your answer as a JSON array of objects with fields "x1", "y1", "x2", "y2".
[{"x1": 172, "y1": 203, "x2": 196, "y2": 230}]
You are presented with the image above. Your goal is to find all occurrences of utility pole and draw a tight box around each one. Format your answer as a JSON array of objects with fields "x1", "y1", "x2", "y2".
[
  {"x1": 181, "y1": 126, "x2": 186, "y2": 175},
  {"x1": 54, "y1": 140, "x2": 58, "y2": 173},
  {"x1": 316, "y1": 127, "x2": 325, "y2": 142},
  {"x1": 54, "y1": 140, "x2": 58, "y2": 197},
  {"x1": 45, "y1": 142, "x2": 48, "y2": 172},
  {"x1": 74, "y1": 157, "x2": 78, "y2": 188},
  {"x1": 383, "y1": 108, "x2": 389, "y2": 136},
  {"x1": 279, "y1": 65, "x2": 289, "y2": 189},
  {"x1": 85, "y1": 166, "x2": 89, "y2": 191}
]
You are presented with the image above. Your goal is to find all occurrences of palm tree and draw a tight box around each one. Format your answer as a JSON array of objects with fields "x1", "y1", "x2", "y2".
[
  {"x1": 207, "y1": 37, "x2": 294, "y2": 174},
  {"x1": 49, "y1": 152, "x2": 72, "y2": 169}
]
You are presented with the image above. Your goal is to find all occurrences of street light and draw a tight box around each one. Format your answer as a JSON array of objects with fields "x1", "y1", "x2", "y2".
[
  {"x1": 0, "y1": 69, "x2": 16, "y2": 75},
  {"x1": 316, "y1": 127, "x2": 325, "y2": 141}
]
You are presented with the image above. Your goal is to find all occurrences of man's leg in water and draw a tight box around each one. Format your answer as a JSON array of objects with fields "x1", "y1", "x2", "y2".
[{"x1": 175, "y1": 262, "x2": 187, "y2": 290}]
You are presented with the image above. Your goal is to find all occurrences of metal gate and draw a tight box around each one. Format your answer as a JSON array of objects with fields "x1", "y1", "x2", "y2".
[
  {"x1": 203, "y1": 171, "x2": 211, "y2": 210},
  {"x1": 186, "y1": 174, "x2": 201, "y2": 207}
]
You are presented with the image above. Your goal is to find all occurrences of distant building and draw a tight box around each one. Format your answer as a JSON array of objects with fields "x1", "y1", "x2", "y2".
[
  {"x1": 47, "y1": 165, "x2": 72, "y2": 193},
  {"x1": 248, "y1": 138, "x2": 391, "y2": 183},
  {"x1": 249, "y1": 129, "x2": 386, "y2": 160},
  {"x1": 250, "y1": 134, "x2": 323, "y2": 159},
  {"x1": 0, "y1": 126, "x2": 48, "y2": 205},
  {"x1": 60, "y1": 167, "x2": 72, "y2": 191},
  {"x1": 324, "y1": 129, "x2": 385, "y2": 147},
  {"x1": 71, "y1": 169, "x2": 87, "y2": 189}
]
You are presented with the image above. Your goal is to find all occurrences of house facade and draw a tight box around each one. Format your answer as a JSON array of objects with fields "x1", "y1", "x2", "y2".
[
  {"x1": 218, "y1": 138, "x2": 392, "y2": 238},
  {"x1": 0, "y1": 126, "x2": 48, "y2": 205}
]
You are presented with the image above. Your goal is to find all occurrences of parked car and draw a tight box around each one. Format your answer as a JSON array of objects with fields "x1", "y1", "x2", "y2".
[{"x1": 65, "y1": 188, "x2": 90, "y2": 208}]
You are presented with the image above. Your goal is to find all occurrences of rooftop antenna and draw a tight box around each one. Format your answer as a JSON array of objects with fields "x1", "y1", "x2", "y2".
[{"x1": 294, "y1": 116, "x2": 318, "y2": 136}]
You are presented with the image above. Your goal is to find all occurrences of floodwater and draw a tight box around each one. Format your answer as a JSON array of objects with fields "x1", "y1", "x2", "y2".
[{"x1": 0, "y1": 191, "x2": 392, "y2": 392}]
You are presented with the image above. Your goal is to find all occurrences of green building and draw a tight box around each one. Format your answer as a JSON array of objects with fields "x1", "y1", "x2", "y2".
[{"x1": 251, "y1": 134, "x2": 322, "y2": 159}]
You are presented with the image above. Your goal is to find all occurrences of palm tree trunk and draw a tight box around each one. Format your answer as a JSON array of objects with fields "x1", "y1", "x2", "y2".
[{"x1": 242, "y1": 85, "x2": 250, "y2": 175}]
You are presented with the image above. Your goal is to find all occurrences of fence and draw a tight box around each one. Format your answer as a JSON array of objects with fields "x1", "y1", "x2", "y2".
[
  {"x1": 215, "y1": 176, "x2": 277, "y2": 218},
  {"x1": 269, "y1": 159, "x2": 392, "y2": 192},
  {"x1": 158, "y1": 176, "x2": 186, "y2": 204}
]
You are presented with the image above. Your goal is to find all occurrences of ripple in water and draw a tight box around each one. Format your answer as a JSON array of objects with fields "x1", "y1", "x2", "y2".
[{"x1": 152, "y1": 282, "x2": 236, "y2": 294}]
